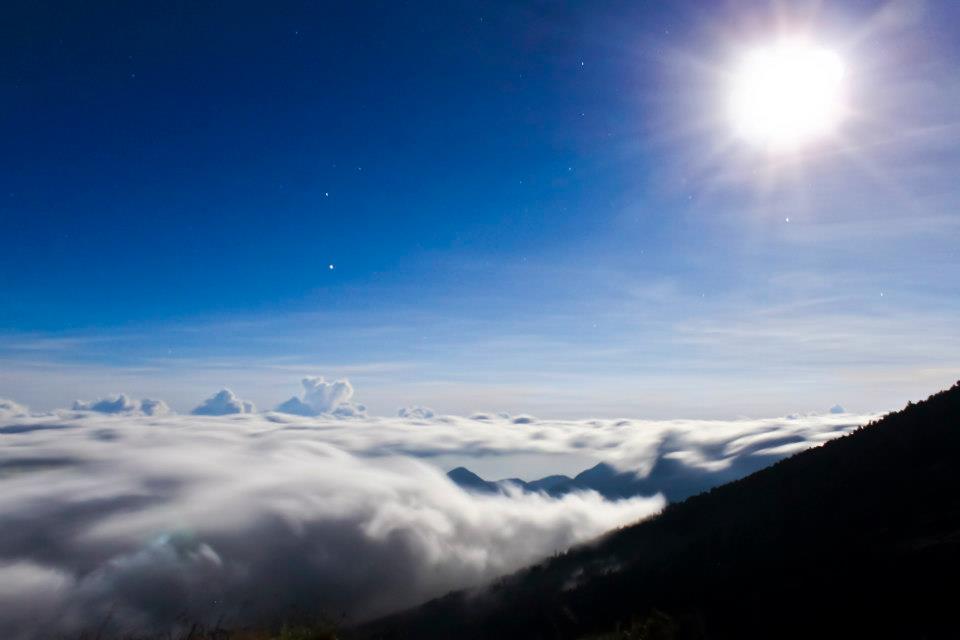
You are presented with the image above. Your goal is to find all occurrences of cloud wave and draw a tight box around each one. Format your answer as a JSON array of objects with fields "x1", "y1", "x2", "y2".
[
  {"x1": 0, "y1": 410, "x2": 665, "y2": 639},
  {"x1": 0, "y1": 392, "x2": 869, "y2": 639}
]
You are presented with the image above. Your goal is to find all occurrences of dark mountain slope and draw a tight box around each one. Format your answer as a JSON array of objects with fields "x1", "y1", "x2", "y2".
[{"x1": 364, "y1": 382, "x2": 960, "y2": 639}]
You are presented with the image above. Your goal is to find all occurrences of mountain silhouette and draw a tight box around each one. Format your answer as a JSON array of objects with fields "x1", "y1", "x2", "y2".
[
  {"x1": 446, "y1": 466, "x2": 503, "y2": 493},
  {"x1": 448, "y1": 446, "x2": 789, "y2": 503},
  {"x1": 369, "y1": 381, "x2": 960, "y2": 639}
]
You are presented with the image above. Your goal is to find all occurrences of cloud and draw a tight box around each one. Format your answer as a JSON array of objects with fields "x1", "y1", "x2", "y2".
[
  {"x1": 0, "y1": 561, "x2": 73, "y2": 640},
  {"x1": 398, "y1": 406, "x2": 435, "y2": 420},
  {"x1": 0, "y1": 409, "x2": 663, "y2": 639},
  {"x1": 140, "y1": 398, "x2": 170, "y2": 416},
  {"x1": 0, "y1": 380, "x2": 871, "y2": 639},
  {"x1": 275, "y1": 377, "x2": 366, "y2": 417},
  {"x1": 72, "y1": 394, "x2": 170, "y2": 416},
  {"x1": 191, "y1": 389, "x2": 255, "y2": 416},
  {"x1": 0, "y1": 399, "x2": 28, "y2": 417}
]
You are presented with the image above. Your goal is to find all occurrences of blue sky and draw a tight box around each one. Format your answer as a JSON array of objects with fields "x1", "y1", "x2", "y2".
[{"x1": 2, "y1": 0, "x2": 958, "y2": 416}]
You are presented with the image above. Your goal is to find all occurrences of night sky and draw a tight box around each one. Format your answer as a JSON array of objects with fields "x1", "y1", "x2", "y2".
[{"x1": 2, "y1": 0, "x2": 959, "y2": 416}]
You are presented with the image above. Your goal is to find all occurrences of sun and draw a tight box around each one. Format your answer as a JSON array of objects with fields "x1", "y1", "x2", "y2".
[{"x1": 728, "y1": 40, "x2": 847, "y2": 151}]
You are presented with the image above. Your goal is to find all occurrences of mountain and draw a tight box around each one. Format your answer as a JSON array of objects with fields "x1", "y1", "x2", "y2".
[
  {"x1": 446, "y1": 467, "x2": 503, "y2": 493},
  {"x1": 448, "y1": 453, "x2": 777, "y2": 503},
  {"x1": 446, "y1": 467, "x2": 576, "y2": 495},
  {"x1": 525, "y1": 473, "x2": 573, "y2": 492},
  {"x1": 553, "y1": 449, "x2": 785, "y2": 502},
  {"x1": 366, "y1": 381, "x2": 960, "y2": 639}
]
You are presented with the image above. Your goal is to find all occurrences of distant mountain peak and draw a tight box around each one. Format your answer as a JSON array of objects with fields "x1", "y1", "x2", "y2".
[{"x1": 446, "y1": 467, "x2": 500, "y2": 493}]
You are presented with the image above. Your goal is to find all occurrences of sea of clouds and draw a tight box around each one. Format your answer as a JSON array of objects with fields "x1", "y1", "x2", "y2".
[{"x1": 0, "y1": 378, "x2": 869, "y2": 639}]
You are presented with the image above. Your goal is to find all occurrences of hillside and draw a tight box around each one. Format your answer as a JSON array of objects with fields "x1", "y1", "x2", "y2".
[{"x1": 363, "y1": 382, "x2": 960, "y2": 639}]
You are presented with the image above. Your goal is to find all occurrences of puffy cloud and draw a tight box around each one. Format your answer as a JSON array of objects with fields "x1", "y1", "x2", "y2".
[
  {"x1": 191, "y1": 389, "x2": 256, "y2": 416},
  {"x1": 275, "y1": 377, "x2": 366, "y2": 417},
  {"x1": 72, "y1": 394, "x2": 138, "y2": 413},
  {"x1": 139, "y1": 398, "x2": 170, "y2": 416},
  {"x1": 398, "y1": 406, "x2": 436, "y2": 420},
  {"x1": 72, "y1": 394, "x2": 170, "y2": 416},
  {"x1": 0, "y1": 399, "x2": 28, "y2": 417}
]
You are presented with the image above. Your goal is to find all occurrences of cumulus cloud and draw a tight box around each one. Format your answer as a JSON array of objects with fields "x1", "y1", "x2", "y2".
[
  {"x1": 0, "y1": 399, "x2": 28, "y2": 416},
  {"x1": 0, "y1": 409, "x2": 663, "y2": 638},
  {"x1": 191, "y1": 389, "x2": 256, "y2": 416},
  {"x1": 275, "y1": 377, "x2": 366, "y2": 417},
  {"x1": 398, "y1": 406, "x2": 435, "y2": 420},
  {"x1": 140, "y1": 398, "x2": 170, "y2": 416},
  {"x1": 72, "y1": 394, "x2": 170, "y2": 416}
]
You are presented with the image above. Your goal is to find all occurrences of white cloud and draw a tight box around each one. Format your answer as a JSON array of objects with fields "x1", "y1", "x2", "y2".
[
  {"x1": 0, "y1": 562, "x2": 73, "y2": 640},
  {"x1": 140, "y1": 398, "x2": 170, "y2": 416},
  {"x1": 0, "y1": 399, "x2": 28, "y2": 417},
  {"x1": 398, "y1": 406, "x2": 435, "y2": 420},
  {"x1": 72, "y1": 394, "x2": 170, "y2": 416},
  {"x1": 0, "y1": 379, "x2": 872, "y2": 638},
  {"x1": 275, "y1": 376, "x2": 366, "y2": 417},
  {"x1": 191, "y1": 389, "x2": 255, "y2": 416},
  {"x1": 0, "y1": 409, "x2": 663, "y2": 638}
]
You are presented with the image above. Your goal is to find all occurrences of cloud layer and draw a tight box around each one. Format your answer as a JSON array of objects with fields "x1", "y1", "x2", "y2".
[{"x1": 0, "y1": 396, "x2": 868, "y2": 639}]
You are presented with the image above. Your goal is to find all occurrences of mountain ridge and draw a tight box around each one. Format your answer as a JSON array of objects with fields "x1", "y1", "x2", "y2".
[{"x1": 369, "y1": 381, "x2": 960, "y2": 639}]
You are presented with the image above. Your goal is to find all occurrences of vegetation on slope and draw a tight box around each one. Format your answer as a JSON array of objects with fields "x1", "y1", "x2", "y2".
[{"x1": 363, "y1": 381, "x2": 960, "y2": 639}]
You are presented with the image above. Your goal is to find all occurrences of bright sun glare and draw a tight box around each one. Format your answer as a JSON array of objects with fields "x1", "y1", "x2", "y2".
[{"x1": 729, "y1": 40, "x2": 846, "y2": 151}]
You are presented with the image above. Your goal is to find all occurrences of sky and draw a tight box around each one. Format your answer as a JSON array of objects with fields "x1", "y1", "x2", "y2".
[{"x1": 2, "y1": 0, "x2": 959, "y2": 417}]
